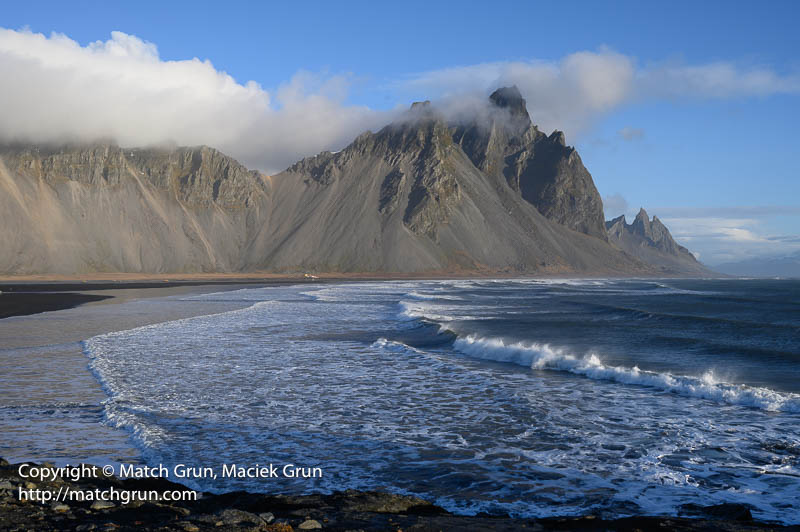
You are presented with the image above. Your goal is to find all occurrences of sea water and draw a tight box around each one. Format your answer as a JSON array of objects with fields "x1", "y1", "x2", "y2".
[{"x1": 20, "y1": 280, "x2": 800, "y2": 521}]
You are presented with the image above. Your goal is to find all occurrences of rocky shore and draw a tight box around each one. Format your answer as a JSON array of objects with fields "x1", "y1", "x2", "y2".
[{"x1": 1, "y1": 458, "x2": 795, "y2": 532}]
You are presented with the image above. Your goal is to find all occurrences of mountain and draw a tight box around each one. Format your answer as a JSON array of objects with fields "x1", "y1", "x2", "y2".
[
  {"x1": 246, "y1": 100, "x2": 638, "y2": 274},
  {"x1": 0, "y1": 144, "x2": 269, "y2": 273},
  {"x1": 714, "y1": 252, "x2": 800, "y2": 278},
  {"x1": 606, "y1": 208, "x2": 712, "y2": 275},
  {"x1": 451, "y1": 87, "x2": 607, "y2": 240},
  {"x1": 0, "y1": 88, "x2": 656, "y2": 276}
]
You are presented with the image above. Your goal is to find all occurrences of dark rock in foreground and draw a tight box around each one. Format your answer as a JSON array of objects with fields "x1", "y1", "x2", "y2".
[{"x1": 1, "y1": 458, "x2": 794, "y2": 531}]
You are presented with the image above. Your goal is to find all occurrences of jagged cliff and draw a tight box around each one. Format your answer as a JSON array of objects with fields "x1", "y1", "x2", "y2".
[
  {"x1": 606, "y1": 208, "x2": 711, "y2": 275},
  {"x1": 452, "y1": 86, "x2": 607, "y2": 239},
  {"x1": 0, "y1": 88, "x2": 655, "y2": 276},
  {"x1": 242, "y1": 101, "x2": 641, "y2": 273}
]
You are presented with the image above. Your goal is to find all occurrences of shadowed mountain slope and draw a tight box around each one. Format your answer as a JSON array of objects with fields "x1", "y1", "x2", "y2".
[{"x1": 452, "y1": 86, "x2": 607, "y2": 239}]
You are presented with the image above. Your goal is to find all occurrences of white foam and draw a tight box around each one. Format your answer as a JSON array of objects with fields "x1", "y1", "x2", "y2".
[
  {"x1": 405, "y1": 291, "x2": 437, "y2": 300},
  {"x1": 398, "y1": 300, "x2": 453, "y2": 322},
  {"x1": 453, "y1": 334, "x2": 800, "y2": 413},
  {"x1": 73, "y1": 280, "x2": 800, "y2": 524},
  {"x1": 87, "y1": 301, "x2": 274, "y2": 342},
  {"x1": 397, "y1": 300, "x2": 485, "y2": 325},
  {"x1": 372, "y1": 337, "x2": 422, "y2": 354}
]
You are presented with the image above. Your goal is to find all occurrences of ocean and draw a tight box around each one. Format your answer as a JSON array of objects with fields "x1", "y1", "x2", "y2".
[{"x1": 5, "y1": 279, "x2": 800, "y2": 522}]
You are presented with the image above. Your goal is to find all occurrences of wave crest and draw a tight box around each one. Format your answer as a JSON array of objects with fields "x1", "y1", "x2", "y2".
[{"x1": 452, "y1": 334, "x2": 800, "y2": 413}]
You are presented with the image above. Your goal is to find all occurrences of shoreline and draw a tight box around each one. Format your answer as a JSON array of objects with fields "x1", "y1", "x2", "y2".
[
  {"x1": 0, "y1": 268, "x2": 728, "y2": 284},
  {"x1": 0, "y1": 273, "x2": 732, "y2": 321},
  {"x1": 0, "y1": 277, "x2": 323, "y2": 321},
  {"x1": 0, "y1": 458, "x2": 791, "y2": 532},
  {"x1": 2, "y1": 282, "x2": 797, "y2": 530}
]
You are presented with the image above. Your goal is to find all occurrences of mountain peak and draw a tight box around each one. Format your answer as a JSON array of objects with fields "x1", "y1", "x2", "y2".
[
  {"x1": 606, "y1": 207, "x2": 708, "y2": 274},
  {"x1": 489, "y1": 85, "x2": 529, "y2": 120},
  {"x1": 605, "y1": 214, "x2": 626, "y2": 228},
  {"x1": 549, "y1": 130, "x2": 566, "y2": 146},
  {"x1": 409, "y1": 100, "x2": 432, "y2": 112},
  {"x1": 400, "y1": 99, "x2": 442, "y2": 125},
  {"x1": 444, "y1": 86, "x2": 606, "y2": 240}
]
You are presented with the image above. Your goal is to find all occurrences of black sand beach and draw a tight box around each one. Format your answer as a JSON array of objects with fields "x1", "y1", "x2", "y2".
[
  {"x1": 0, "y1": 278, "x2": 315, "y2": 320},
  {"x1": 0, "y1": 275, "x2": 496, "y2": 321},
  {"x1": 0, "y1": 292, "x2": 113, "y2": 320}
]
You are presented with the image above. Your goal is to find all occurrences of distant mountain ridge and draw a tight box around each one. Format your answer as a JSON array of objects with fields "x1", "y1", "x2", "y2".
[
  {"x1": 714, "y1": 252, "x2": 800, "y2": 278},
  {"x1": 0, "y1": 87, "x2": 701, "y2": 276},
  {"x1": 606, "y1": 208, "x2": 712, "y2": 275}
]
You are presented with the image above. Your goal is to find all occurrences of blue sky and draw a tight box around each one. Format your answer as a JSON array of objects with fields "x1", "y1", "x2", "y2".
[{"x1": 1, "y1": 0, "x2": 798, "y2": 265}]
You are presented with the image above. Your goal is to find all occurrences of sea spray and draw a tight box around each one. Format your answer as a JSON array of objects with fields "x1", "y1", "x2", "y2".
[{"x1": 451, "y1": 334, "x2": 800, "y2": 412}]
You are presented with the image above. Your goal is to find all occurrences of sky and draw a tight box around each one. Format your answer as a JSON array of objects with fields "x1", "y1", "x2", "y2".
[{"x1": 1, "y1": 0, "x2": 798, "y2": 266}]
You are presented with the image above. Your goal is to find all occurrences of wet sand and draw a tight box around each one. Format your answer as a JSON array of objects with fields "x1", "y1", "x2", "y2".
[
  {"x1": 0, "y1": 283, "x2": 258, "y2": 466},
  {"x1": 0, "y1": 268, "x2": 544, "y2": 322},
  {"x1": 0, "y1": 274, "x2": 457, "y2": 321}
]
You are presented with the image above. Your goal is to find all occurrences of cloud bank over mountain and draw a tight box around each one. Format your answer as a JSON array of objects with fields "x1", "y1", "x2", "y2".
[
  {"x1": 0, "y1": 28, "x2": 395, "y2": 173},
  {"x1": 1, "y1": 28, "x2": 799, "y2": 174},
  {"x1": 399, "y1": 50, "x2": 800, "y2": 136}
]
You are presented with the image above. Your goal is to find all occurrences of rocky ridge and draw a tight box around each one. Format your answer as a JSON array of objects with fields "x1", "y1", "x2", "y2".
[
  {"x1": 451, "y1": 86, "x2": 607, "y2": 239},
  {"x1": 255, "y1": 94, "x2": 640, "y2": 274},
  {"x1": 0, "y1": 142, "x2": 270, "y2": 274},
  {"x1": 2, "y1": 143, "x2": 266, "y2": 207},
  {"x1": 606, "y1": 208, "x2": 711, "y2": 275},
  {"x1": 0, "y1": 88, "x2": 702, "y2": 276}
]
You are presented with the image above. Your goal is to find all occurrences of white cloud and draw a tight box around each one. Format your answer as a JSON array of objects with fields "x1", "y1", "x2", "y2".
[
  {"x1": 2, "y1": 28, "x2": 799, "y2": 174},
  {"x1": 399, "y1": 51, "x2": 800, "y2": 141},
  {"x1": 0, "y1": 28, "x2": 396, "y2": 172},
  {"x1": 660, "y1": 215, "x2": 800, "y2": 265},
  {"x1": 400, "y1": 49, "x2": 635, "y2": 135},
  {"x1": 617, "y1": 127, "x2": 644, "y2": 141},
  {"x1": 639, "y1": 61, "x2": 800, "y2": 99},
  {"x1": 602, "y1": 193, "x2": 629, "y2": 218}
]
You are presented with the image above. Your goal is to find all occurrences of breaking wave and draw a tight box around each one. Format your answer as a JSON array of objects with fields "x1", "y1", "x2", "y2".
[
  {"x1": 452, "y1": 334, "x2": 800, "y2": 413},
  {"x1": 393, "y1": 296, "x2": 800, "y2": 413},
  {"x1": 64, "y1": 280, "x2": 800, "y2": 524}
]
